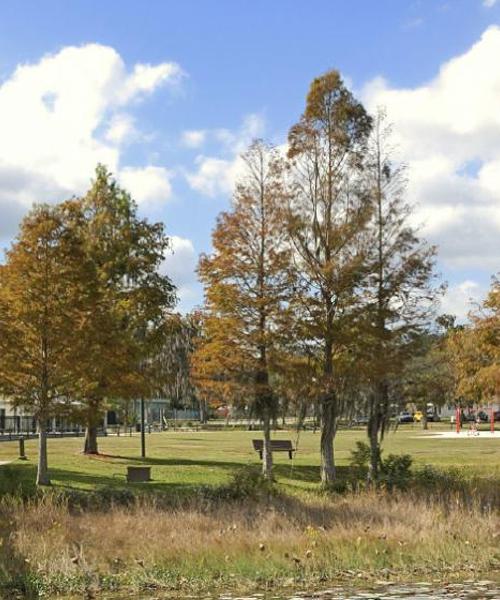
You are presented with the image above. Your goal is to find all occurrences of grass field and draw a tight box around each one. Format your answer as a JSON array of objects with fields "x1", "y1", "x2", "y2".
[{"x1": 0, "y1": 423, "x2": 499, "y2": 494}]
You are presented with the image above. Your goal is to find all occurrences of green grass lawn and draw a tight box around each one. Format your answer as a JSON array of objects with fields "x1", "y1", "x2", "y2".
[{"x1": 1, "y1": 423, "x2": 499, "y2": 494}]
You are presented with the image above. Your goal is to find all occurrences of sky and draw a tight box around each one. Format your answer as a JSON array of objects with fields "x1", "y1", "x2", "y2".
[{"x1": 0, "y1": 0, "x2": 499, "y2": 318}]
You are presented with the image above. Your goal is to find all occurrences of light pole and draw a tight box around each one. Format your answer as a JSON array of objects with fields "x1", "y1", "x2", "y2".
[{"x1": 140, "y1": 396, "x2": 146, "y2": 458}]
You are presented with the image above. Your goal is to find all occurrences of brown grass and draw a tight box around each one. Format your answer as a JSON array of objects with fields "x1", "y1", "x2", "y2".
[{"x1": 1, "y1": 490, "x2": 499, "y2": 596}]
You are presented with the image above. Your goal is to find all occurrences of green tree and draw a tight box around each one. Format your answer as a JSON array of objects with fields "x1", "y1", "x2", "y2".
[{"x1": 401, "y1": 327, "x2": 455, "y2": 430}]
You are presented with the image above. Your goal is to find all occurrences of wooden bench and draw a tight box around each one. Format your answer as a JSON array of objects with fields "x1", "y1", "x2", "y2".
[
  {"x1": 126, "y1": 466, "x2": 151, "y2": 483},
  {"x1": 252, "y1": 439, "x2": 295, "y2": 460}
]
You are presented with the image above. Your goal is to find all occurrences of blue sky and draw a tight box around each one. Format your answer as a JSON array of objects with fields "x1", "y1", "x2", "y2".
[{"x1": 0, "y1": 0, "x2": 499, "y2": 316}]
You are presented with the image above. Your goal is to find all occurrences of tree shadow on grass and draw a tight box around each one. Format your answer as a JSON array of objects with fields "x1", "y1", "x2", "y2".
[
  {"x1": 273, "y1": 463, "x2": 353, "y2": 484},
  {"x1": 0, "y1": 462, "x2": 37, "y2": 496},
  {"x1": 0, "y1": 455, "x2": 354, "y2": 497}
]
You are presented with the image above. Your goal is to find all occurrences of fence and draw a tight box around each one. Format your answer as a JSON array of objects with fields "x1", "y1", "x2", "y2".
[{"x1": 0, "y1": 414, "x2": 85, "y2": 441}]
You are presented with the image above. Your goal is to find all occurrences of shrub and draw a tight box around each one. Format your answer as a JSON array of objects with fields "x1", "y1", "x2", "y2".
[
  {"x1": 349, "y1": 440, "x2": 371, "y2": 470},
  {"x1": 324, "y1": 479, "x2": 349, "y2": 495},
  {"x1": 198, "y1": 465, "x2": 275, "y2": 502},
  {"x1": 380, "y1": 453, "x2": 413, "y2": 491}
]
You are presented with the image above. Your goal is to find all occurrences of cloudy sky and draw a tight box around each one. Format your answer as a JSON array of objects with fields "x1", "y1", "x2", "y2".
[{"x1": 0, "y1": 0, "x2": 499, "y2": 318}]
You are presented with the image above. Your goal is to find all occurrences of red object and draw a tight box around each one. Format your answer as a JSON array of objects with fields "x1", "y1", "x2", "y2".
[{"x1": 456, "y1": 407, "x2": 461, "y2": 434}]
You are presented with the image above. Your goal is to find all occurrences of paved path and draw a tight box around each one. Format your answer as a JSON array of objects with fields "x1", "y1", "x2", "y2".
[{"x1": 418, "y1": 431, "x2": 498, "y2": 439}]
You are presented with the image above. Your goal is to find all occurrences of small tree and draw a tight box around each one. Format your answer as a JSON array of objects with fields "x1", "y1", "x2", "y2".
[
  {"x1": 0, "y1": 205, "x2": 86, "y2": 485},
  {"x1": 401, "y1": 327, "x2": 455, "y2": 430},
  {"x1": 195, "y1": 140, "x2": 292, "y2": 478}
]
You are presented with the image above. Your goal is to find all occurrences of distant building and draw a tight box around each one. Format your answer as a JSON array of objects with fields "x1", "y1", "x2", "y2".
[{"x1": 1, "y1": 396, "x2": 199, "y2": 436}]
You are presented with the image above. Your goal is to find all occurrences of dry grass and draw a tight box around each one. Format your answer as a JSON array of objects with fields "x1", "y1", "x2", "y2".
[{"x1": 1, "y1": 490, "x2": 499, "y2": 597}]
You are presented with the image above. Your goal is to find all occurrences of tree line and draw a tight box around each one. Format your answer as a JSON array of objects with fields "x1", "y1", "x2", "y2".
[{"x1": 0, "y1": 70, "x2": 497, "y2": 487}]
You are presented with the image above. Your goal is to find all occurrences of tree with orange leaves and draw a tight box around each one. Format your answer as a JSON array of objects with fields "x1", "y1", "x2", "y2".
[{"x1": 193, "y1": 140, "x2": 293, "y2": 478}]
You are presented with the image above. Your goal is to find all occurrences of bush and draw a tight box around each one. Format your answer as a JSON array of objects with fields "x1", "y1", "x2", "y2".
[
  {"x1": 324, "y1": 479, "x2": 349, "y2": 495},
  {"x1": 349, "y1": 441, "x2": 371, "y2": 470},
  {"x1": 380, "y1": 453, "x2": 413, "y2": 491},
  {"x1": 197, "y1": 465, "x2": 275, "y2": 502}
]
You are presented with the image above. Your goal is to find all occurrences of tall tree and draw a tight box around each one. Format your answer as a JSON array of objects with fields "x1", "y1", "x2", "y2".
[
  {"x1": 361, "y1": 109, "x2": 440, "y2": 481},
  {"x1": 286, "y1": 70, "x2": 372, "y2": 484},
  {"x1": 0, "y1": 205, "x2": 86, "y2": 485},
  {"x1": 69, "y1": 166, "x2": 176, "y2": 454},
  {"x1": 195, "y1": 140, "x2": 292, "y2": 478}
]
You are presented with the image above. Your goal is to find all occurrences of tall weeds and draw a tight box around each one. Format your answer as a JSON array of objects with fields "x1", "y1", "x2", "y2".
[{"x1": 1, "y1": 481, "x2": 498, "y2": 597}]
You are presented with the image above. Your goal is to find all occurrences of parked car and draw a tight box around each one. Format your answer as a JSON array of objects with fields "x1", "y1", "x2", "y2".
[
  {"x1": 397, "y1": 412, "x2": 414, "y2": 424},
  {"x1": 494, "y1": 410, "x2": 500, "y2": 422},
  {"x1": 426, "y1": 412, "x2": 441, "y2": 422}
]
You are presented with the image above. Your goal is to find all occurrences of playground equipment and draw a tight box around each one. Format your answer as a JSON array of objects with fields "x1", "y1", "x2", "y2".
[{"x1": 454, "y1": 406, "x2": 496, "y2": 434}]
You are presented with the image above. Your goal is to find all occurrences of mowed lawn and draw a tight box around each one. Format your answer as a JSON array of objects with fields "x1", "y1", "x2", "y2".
[{"x1": 0, "y1": 424, "x2": 499, "y2": 494}]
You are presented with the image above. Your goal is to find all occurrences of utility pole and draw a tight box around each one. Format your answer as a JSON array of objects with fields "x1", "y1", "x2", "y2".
[{"x1": 140, "y1": 396, "x2": 146, "y2": 458}]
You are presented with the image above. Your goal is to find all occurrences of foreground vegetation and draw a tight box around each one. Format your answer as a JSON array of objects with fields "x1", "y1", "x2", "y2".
[{"x1": 0, "y1": 430, "x2": 499, "y2": 597}]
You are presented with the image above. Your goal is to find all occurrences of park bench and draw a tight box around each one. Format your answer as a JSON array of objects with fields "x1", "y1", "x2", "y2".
[{"x1": 252, "y1": 439, "x2": 295, "y2": 460}]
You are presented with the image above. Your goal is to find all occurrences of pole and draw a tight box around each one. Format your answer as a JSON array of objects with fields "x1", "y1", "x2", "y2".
[
  {"x1": 491, "y1": 406, "x2": 495, "y2": 434},
  {"x1": 456, "y1": 407, "x2": 460, "y2": 434},
  {"x1": 140, "y1": 397, "x2": 146, "y2": 458},
  {"x1": 19, "y1": 436, "x2": 27, "y2": 460}
]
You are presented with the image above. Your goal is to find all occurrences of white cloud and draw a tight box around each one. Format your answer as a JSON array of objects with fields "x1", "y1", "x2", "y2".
[
  {"x1": 186, "y1": 155, "x2": 244, "y2": 197},
  {"x1": 363, "y1": 26, "x2": 500, "y2": 272},
  {"x1": 181, "y1": 129, "x2": 207, "y2": 148},
  {"x1": 121, "y1": 62, "x2": 182, "y2": 102},
  {"x1": 160, "y1": 236, "x2": 200, "y2": 311},
  {"x1": 119, "y1": 166, "x2": 172, "y2": 206},
  {"x1": 0, "y1": 44, "x2": 181, "y2": 236},
  {"x1": 440, "y1": 280, "x2": 485, "y2": 321},
  {"x1": 484, "y1": 0, "x2": 497, "y2": 8},
  {"x1": 185, "y1": 113, "x2": 265, "y2": 197},
  {"x1": 105, "y1": 113, "x2": 137, "y2": 145}
]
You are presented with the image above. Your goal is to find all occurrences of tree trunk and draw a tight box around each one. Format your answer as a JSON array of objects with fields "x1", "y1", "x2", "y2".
[
  {"x1": 320, "y1": 325, "x2": 336, "y2": 485},
  {"x1": 199, "y1": 398, "x2": 208, "y2": 424},
  {"x1": 422, "y1": 413, "x2": 428, "y2": 430},
  {"x1": 367, "y1": 381, "x2": 388, "y2": 484},
  {"x1": 320, "y1": 394, "x2": 336, "y2": 485},
  {"x1": 36, "y1": 417, "x2": 50, "y2": 486},
  {"x1": 262, "y1": 407, "x2": 273, "y2": 479},
  {"x1": 83, "y1": 398, "x2": 101, "y2": 454},
  {"x1": 367, "y1": 417, "x2": 380, "y2": 483},
  {"x1": 84, "y1": 423, "x2": 98, "y2": 454}
]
